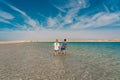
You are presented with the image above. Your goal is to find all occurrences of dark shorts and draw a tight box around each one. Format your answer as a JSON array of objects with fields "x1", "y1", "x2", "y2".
[{"x1": 61, "y1": 48, "x2": 66, "y2": 50}]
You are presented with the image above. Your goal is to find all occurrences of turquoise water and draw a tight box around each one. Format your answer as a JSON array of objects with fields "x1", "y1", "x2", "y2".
[
  {"x1": 46, "y1": 42, "x2": 120, "y2": 79},
  {"x1": 68, "y1": 42, "x2": 120, "y2": 59},
  {"x1": 48, "y1": 42, "x2": 120, "y2": 58}
]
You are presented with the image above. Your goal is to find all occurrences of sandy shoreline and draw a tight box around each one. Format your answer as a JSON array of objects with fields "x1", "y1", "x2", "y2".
[
  {"x1": 0, "y1": 39, "x2": 120, "y2": 44},
  {"x1": 0, "y1": 40, "x2": 32, "y2": 44}
]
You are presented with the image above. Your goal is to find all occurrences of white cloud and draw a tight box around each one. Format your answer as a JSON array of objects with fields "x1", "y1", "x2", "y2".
[
  {"x1": 1, "y1": 0, "x2": 120, "y2": 31},
  {"x1": 1, "y1": 1, "x2": 41, "y2": 31},
  {"x1": 70, "y1": 12, "x2": 120, "y2": 29},
  {"x1": 1, "y1": 1, "x2": 26, "y2": 16},
  {"x1": 103, "y1": 4, "x2": 110, "y2": 13},
  {"x1": 50, "y1": 0, "x2": 120, "y2": 30},
  {"x1": 50, "y1": 0, "x2": 90, "y2": 28},
  {"x1": 63, "y1": 7, "x2": 80, "y2": 24},
  {"x1": 60, "y1": 0, "x2": 89, "y2": 9},
  {"x1": 46, "y1": 14, "x2": 66, "y2": 29},
  {"x1": 0, "y1": 18, "x2": 11, "y2": 24},
  {"x1": 25, "y1": 18, "x2": 41, "y2": 30},
  {"x1": 0, "y1": 10, "x2": 14, "y2": 20},
  {"x1": 47, "y1": 17, "x2": 57, "y2": 27},
  {"x1": 14, "y1": 24, "x2": 28, "y2": 30},
  {"x1": 53, "y1": 5, "x2": 66, "y2": 13}
]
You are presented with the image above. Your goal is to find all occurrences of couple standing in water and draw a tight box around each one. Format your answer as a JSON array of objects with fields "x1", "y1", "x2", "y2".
[{"x1": 54, "y1": 39, "x2": 67, "y2": 56}]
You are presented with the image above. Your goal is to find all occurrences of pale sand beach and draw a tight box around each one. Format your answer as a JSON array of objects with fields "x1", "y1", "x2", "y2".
[
  {"x1": 0, "y1": 39, "x2": 120, "y2": 44},
  {"x1": 0, "y1": 40, "x2": 32, "y2": 44},
  {"x1": 0, "y1": 42, "x2": 120, "y2": 80},
  {"x1": 0, "y1": 39, "x2": 120, "y2": 45}
]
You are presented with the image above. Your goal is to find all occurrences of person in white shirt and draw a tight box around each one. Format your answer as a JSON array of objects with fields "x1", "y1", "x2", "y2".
[{"x1": 54, "y1": 39, "x2": 60, "y2": 56}]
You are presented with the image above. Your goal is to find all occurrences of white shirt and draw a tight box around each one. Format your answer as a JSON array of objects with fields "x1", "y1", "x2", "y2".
[{"x1": 54, "y1": 42, "x2": 60, "y2": 50}]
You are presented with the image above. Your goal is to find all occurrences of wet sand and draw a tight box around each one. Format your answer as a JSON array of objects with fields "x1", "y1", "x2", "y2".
[{"x1": 0, "y1": 42, "x2": 120, "y2": 80}]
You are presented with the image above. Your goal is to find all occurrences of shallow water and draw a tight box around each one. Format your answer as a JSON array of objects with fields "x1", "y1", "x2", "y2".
[
  {"x1": 49, "y1": 42, "x2": 120, "y2": 80},
  {"x1": 0, "y1": 42, "x2": 120, "y2": 80},
  {"x1": 71, "y1": 42, "x2": 120, "y2": 80}
]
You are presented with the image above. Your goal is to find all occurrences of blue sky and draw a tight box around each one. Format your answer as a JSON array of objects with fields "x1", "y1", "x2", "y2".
[{"x1": 0, "y1": 0, "x2": 120, "y2": 41}]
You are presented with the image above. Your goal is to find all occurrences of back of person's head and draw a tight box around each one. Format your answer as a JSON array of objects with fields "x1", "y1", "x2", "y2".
[
  {"x1": 56, "y1": 39, "x2": 58, "y2": 42},
  {"x1": 64, "y1": 39, "x2": 66, "y2": 41}
]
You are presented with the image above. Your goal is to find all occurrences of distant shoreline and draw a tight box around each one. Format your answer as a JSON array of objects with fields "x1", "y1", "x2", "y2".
[
  {"x1": 0, "y1": 40, "x2": 32, "y2": 44},
  {"x1": 0, "y1": 39, "x2": 120, "y2": 44}
]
